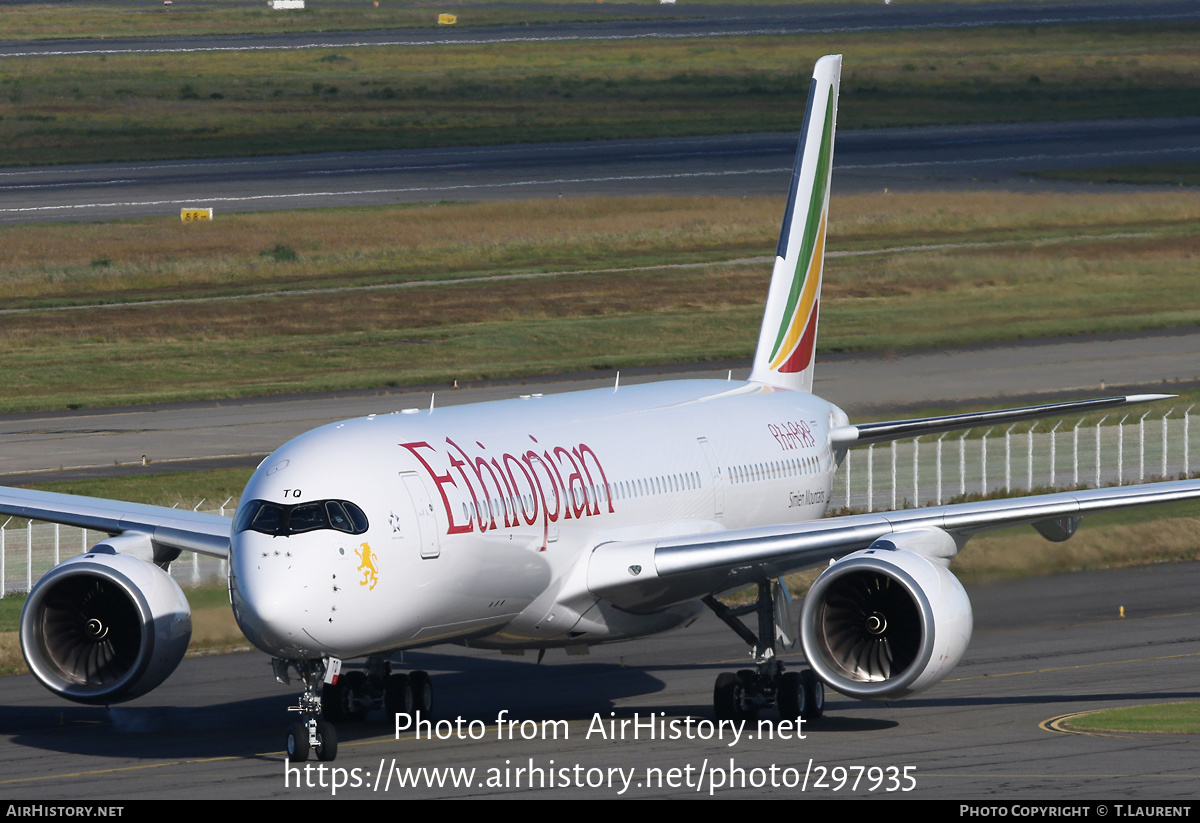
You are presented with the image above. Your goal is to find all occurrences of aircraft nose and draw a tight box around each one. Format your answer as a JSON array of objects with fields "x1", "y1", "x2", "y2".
[{"x1": 229, "y1": 532, "x2": 322, "y2": 657}]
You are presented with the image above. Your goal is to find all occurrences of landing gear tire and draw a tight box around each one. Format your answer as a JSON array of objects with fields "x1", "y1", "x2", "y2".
[
  {"x1": 315, "y1": 720, "x2": 338, "y2": 762},
  {"x1": 320, "y1": 681, "x2": 345, "y2": 723},
  {"x1": 322, "y1": 672, "x2": 369, "y2": 723},
  {"x1": 287, "y1": 722, "x2": 310, "y2": 762},
  {"x1": 340, "y1": 670, "x2": 370, "y2": 721},
  {"x1": 714, "y1": 672, "x2": 754, "y2": 722},
  {"x1": 800, "y1": 669, "x2": 825, "y2": 721},
  {"x1": 408, "y1": 670, "x2": 433, "y2": 717},
  {"x1": 776, "y1": 670, "x2": 807, "y2": 722},
  {"x1": 703, "y1": 583, "x2": 832, "y2": 726},
  {"x1": 385, "y1": 673, "x2": 414, "y2": 720}
]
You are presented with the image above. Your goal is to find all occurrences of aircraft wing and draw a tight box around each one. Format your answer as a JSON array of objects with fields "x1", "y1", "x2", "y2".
[
  {"x1": 586, "y1": 477, "x2": 1200, "y2": 613},
  {"x1": 0, "y1": 486, "x2": 231, "y2": 559}
]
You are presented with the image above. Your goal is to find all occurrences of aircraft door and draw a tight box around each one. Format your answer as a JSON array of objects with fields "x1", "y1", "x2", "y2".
[
  {"x1": 401, "y1": 471, "x2": 440, "y2": 559},
  {"x1": 697, "y1": 437, "x2": 725, "y2": 518}
]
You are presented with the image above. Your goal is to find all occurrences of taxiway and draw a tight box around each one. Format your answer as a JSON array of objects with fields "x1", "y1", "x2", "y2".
[{"x1": 2, "y1": 561, "x2": 1198, "y2": 798}]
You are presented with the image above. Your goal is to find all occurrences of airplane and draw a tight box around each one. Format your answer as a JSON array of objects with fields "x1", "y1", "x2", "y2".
[{"x1": 7, "y1": 54, "x2": 1200, "y2": 763}]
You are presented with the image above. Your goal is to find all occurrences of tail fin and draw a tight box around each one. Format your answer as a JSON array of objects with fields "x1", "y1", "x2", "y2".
[{"x1": 748, "y1": 54, "x2": 841, "y2": 393}]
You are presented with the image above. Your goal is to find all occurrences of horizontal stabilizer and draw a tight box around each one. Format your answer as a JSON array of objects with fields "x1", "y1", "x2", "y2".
[{"x1": 829, "y1": 394, "x2": 1173, "y2": 447}]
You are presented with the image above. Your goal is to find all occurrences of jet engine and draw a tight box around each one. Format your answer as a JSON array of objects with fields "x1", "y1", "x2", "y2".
[
  {"x1": 800, "y1": 541, "x2": 971, "y2": 701},
  {"x1": 20, "y1": 550, "x2": 192, "y2": 705}
]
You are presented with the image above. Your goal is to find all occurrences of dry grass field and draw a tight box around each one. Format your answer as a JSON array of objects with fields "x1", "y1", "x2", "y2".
[{"x1": 0, "y1": 189, "x2": 1197, "y2": 411}]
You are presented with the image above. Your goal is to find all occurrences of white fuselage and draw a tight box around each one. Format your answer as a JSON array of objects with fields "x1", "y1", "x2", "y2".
[{"x1": 228, "y1": 379, "x2": 844, "y2": 661}]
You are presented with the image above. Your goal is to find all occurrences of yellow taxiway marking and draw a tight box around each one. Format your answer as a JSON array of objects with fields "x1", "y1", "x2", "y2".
[
  {"x1": 1042, "y1": 711, "x2": 1120, "y2": 737},
  {"x1": 1041, "y1": 709, "x2": 1196, "y2": 739}
]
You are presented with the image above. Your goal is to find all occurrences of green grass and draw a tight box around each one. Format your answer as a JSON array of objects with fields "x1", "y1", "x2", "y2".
[
  {"x1": 0, "y1": 24, "x2": 1197, "y2": 166},
  {"x1": 1065, "y1": 703, "x2": 1200, "y2": 734},
  {"x1": 0, "y1": 595, "x2": 24, "y2": 634},
  {"x1": 1033, "y1": 163, "x2": 1200, "y2": 187}
]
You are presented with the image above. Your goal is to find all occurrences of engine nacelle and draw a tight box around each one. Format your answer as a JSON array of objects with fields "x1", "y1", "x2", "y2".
[
  {"x1": 20, "y1": 551, "x2": 192, "y2": 705},
  {"x1": 800, "y1": 544, "x2": 972, "y2": 701}
]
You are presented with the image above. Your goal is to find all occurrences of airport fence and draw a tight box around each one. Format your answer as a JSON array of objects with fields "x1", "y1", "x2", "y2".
[
  {"x1": 838, "y1": 407, "x2": 1196, "y2": 512},
  {"x1": 1, "y1": 499, "x2": 234, "y2": 598},
  {"x1": 1, "y1": 408, "x2": 1195, "y2": 597}
]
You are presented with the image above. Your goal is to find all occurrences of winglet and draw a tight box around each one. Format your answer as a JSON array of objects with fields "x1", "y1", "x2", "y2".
[{"x1": 748, "y1": 54, "x2": 841, "y2": 393}]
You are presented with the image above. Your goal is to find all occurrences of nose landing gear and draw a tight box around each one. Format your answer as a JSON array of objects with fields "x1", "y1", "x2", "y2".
[
  {"x1": 275, "y1": 655, "x2": 435, "y2": 761},
  {"x1": 278, "y1": 658, "x2": 340, "y2": 762}
]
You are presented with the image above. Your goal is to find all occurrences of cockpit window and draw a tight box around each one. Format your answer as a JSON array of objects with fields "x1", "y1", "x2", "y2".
[
  {"x1": 244, "y1": 501, "x2": 286, "y2": 534},
  {"x1": 288, "y1": 503, "x2": 328, "y2": 534},
  {"x1": 322, "y1": 500, "x2": 369, "y2": 533},
  {"x1": 235, "y1": 499, "x2": 370, "y2": 537},
  {"x1": 344, "y1": 502, "x2": 369, "y2": 532},
  {"x1": 325, "y1": 501, "x2": 351, "y2": 532}
]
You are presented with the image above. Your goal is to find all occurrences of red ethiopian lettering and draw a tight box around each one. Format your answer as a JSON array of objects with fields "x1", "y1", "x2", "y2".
[{"x1": 400, "y1": 441, "x2": 473, "y2": 535}]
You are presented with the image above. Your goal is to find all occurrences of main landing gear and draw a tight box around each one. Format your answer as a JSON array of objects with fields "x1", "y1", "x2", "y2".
[
  {"x1": 703, "y1": 580, "x2": 825, "y2": 723},
  {"x1": 275, "y1": 655, "x2": 435, "y2": 762}
]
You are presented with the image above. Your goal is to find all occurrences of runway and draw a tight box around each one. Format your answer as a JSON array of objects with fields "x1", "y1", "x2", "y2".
[
  {"x1": 2, "y1": 561, "x2": 1198, "y2": 798},
  {"x1": 2, "y1": 118, "x2": 1198, "y2": 224}
]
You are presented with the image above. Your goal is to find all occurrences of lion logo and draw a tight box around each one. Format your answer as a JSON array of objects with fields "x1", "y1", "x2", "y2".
[{"x1": 356, "y1": 542, "x2": 379, "y2": 591}]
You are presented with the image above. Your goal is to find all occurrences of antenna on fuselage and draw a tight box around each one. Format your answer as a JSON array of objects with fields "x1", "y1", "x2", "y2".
[
  {"x1": 429, "y1": 393, "x2": 435, "y2": 413},
  {"x1": 614, "y1": 371, "x2": 620, "y2": 392}
]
